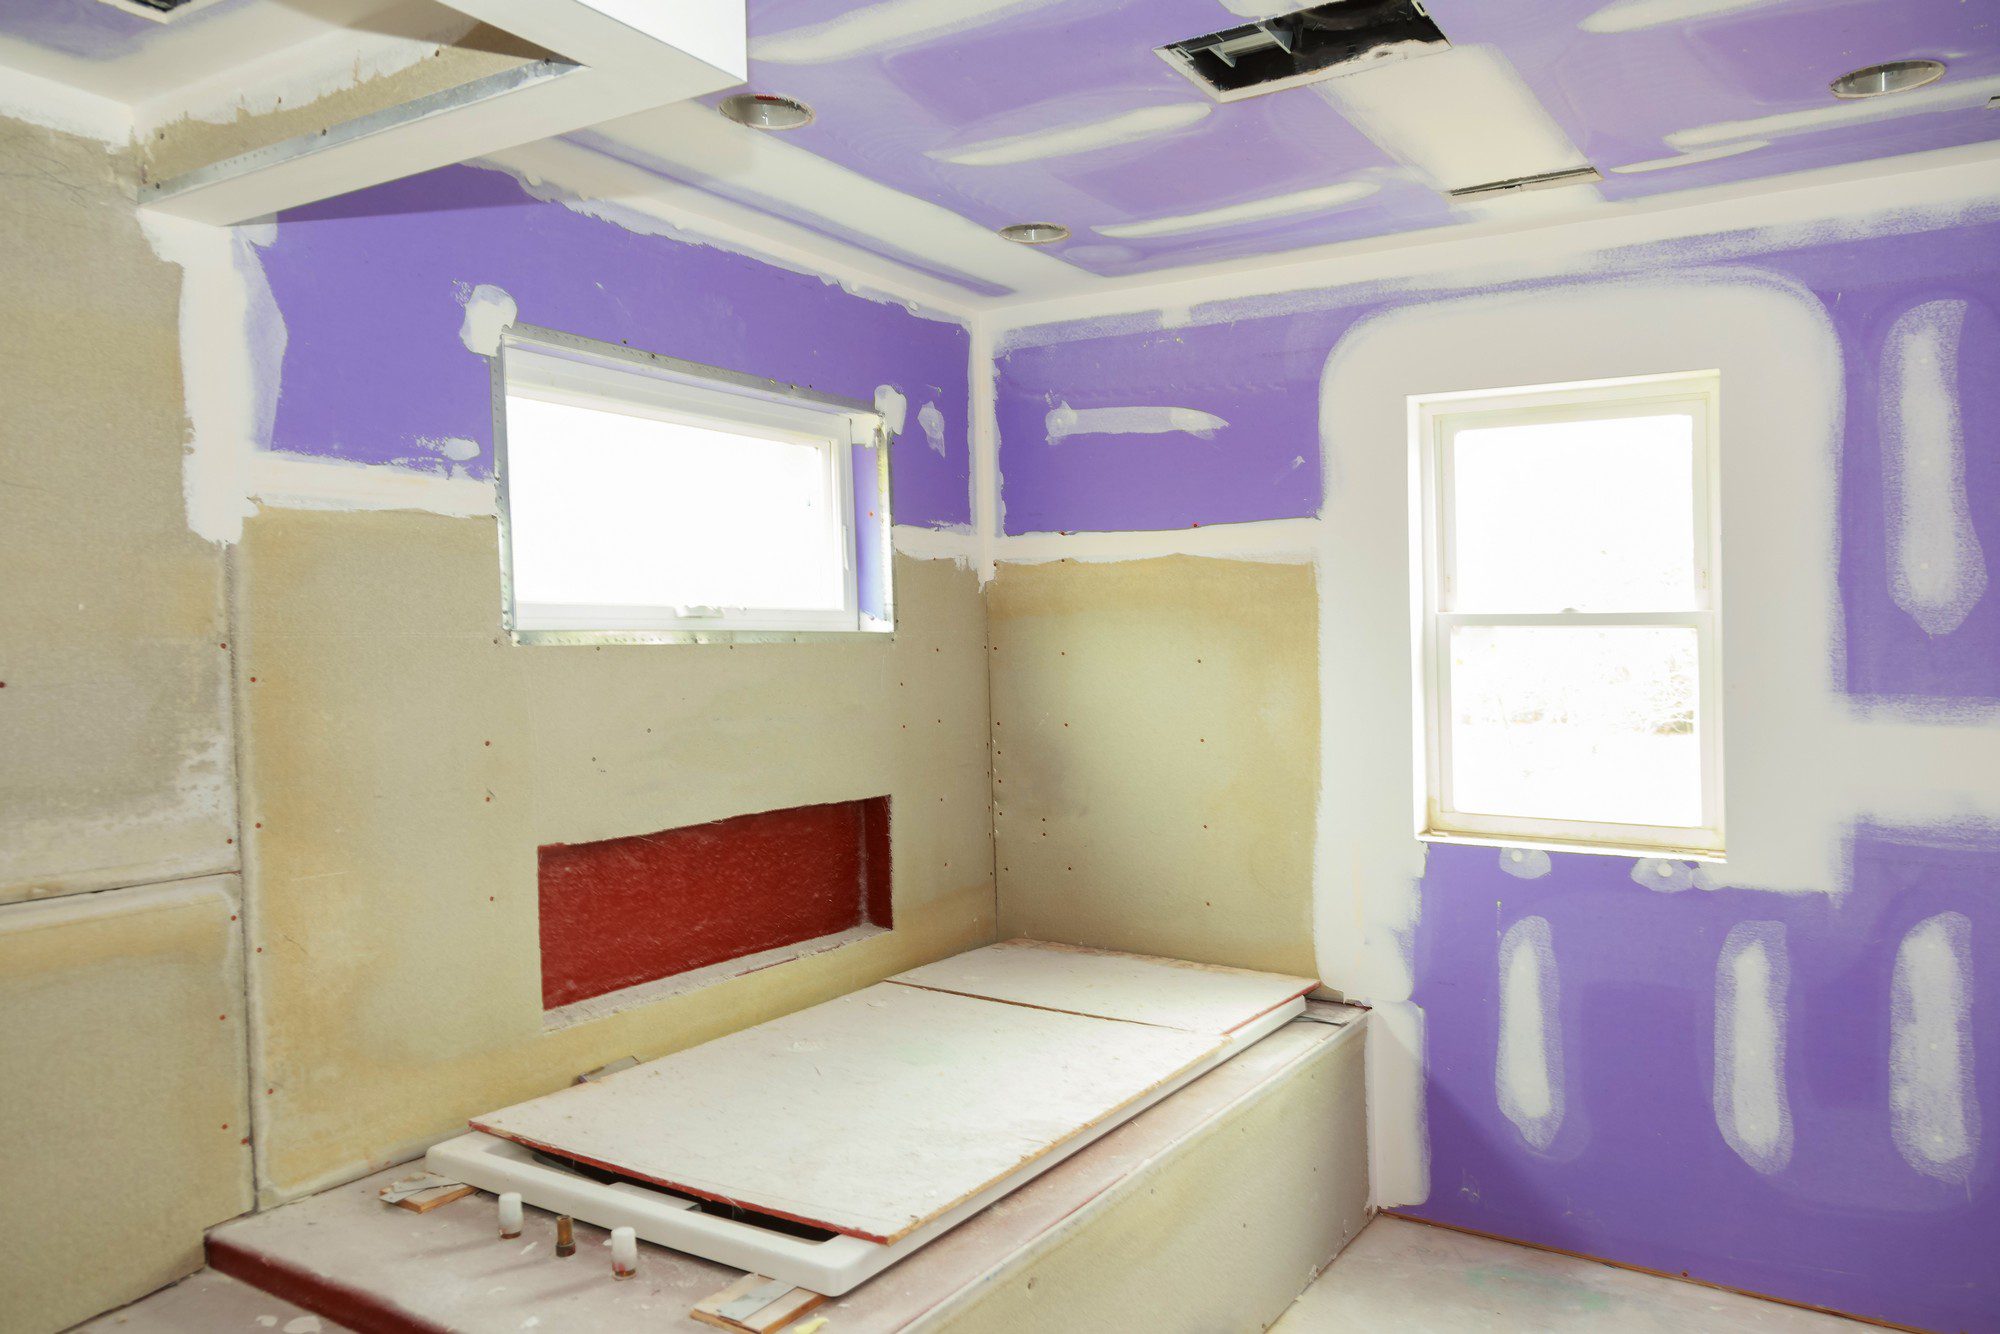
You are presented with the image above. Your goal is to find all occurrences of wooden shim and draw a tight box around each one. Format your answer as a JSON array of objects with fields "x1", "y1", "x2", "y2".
[
  {"x1": 889, "y1": 938, "x2": 1317, "y2": 1035},
  {"x1": 691, "y1": 1274, "x2": 828, "y2": 1332},
  {"x1": 470, "y1": 983, "x2": 1221, "y2": 1243},
  {"x1": 376, "y1": 1173, "x2": 474, "y2": 1213}
]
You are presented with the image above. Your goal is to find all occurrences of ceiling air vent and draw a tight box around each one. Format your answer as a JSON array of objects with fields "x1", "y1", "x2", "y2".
[
  {"x1": 1157, "y1": 0, "x2": 1449, "y2": 103},
  {"x1": 92, "y1": 0, "x2": 226, "y2": 22}
]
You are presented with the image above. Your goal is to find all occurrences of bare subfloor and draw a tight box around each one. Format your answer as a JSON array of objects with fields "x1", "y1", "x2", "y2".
[{"x1": 1273, "y1": 1216, "x2": 1875, "y2": 1333}]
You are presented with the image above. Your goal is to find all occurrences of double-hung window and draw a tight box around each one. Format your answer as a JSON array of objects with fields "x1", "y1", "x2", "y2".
[
  {"x1": 1413, "y1": 372, "x2": 1723, "y2": 857},
  {"x1": 493, "y1": 326, "x2": 892, "y2": 645}
]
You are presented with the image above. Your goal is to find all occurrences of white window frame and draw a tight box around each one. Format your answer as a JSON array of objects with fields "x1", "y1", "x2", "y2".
[
  {"x1": 493, "y1": 325, "x2": 892, "y2": 646},
  {"x1": 1411, "y1": 370, "x2": 1724, "y2": 859}
]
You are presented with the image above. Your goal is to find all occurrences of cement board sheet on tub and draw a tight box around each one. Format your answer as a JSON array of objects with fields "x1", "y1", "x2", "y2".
[
  {"x1": 469, "y1": 982, "x2": 1220, "y2": 1243},
  {"x1": 890, "y1": 938, "x2": 1316, "y2": 1034}
]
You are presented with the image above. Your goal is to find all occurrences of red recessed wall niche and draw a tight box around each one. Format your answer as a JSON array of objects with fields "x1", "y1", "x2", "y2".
[{"x1": 538, "y1": 796, "x2": 892, "y2": 1009}]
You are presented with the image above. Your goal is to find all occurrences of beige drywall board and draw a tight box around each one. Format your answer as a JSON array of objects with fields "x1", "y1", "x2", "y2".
[
  {"x1": 891, "y1": 938, "x2": 1316, "y2": 1033},
  {"x1": 237, "y1": 508, "x2": 997, "y2": 1200},
  {"x1": 0, "y1": 115, "x2": 237, "y2": 905},
  {"x1": 0, "y1": 877, "x2": 254, "y2": 1334},
  {"x1": 469, "y1": 981, "x2": 1223, "y2": 1243},
  {"x1": 988, "y1": 556, "x2": 1319, "y2": 976}
]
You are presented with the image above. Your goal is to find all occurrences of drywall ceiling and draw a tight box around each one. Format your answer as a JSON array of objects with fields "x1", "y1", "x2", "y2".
[
  {"x1": 2, "y1": 0, "x2": 1995, "y2": 305},
  {"x1": 625, "y1": 0, "x2": 2000, "y2": 285}
]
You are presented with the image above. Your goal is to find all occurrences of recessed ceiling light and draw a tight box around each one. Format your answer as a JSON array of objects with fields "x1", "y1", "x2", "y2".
[
  {"x1": 1830, "y1": 60, "x2": 1945, "y2": 100},
  {"x1": 998, "y1": 222, "x2": 1070, "y2": 245},
  {"x1": 718, "y1": 93, "x2": 814, "y2": 130}
]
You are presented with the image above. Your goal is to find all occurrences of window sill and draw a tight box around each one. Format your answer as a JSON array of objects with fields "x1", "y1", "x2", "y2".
[{"x1": 1418, "y1": 828, "x2": 1726, "y2": 864}]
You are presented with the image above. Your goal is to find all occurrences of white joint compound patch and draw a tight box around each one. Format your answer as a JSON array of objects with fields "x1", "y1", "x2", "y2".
[
  {"x1": 753, "y1": 0, "x2": 1065, "y2": 64},
  {"x1": 141, "y1": 214, "x2": 281, "y2": 546},
  {"x1": 1891, "y1": 911, "x2": 1979, "y2": 1185},
  {"x1": 1632, "y1": 858, "x2": 1699, "y2": 892},
  {"x1": 1497, "y1": 915, "x2": 1564, "y2": 1152},
  {"x1": 918, "y1": 401, "x2": 947, "y2": 457},
  {"x1": 457, "y1": 284, "x2": 517, "y2": 357},
  {"x1": 1714, "y1": 921, "x2": 1794, "y2": 1174},
  {"x1": 1097, "y1": 182, "x2": 1379, "y2": 240},
  {"x1": 1044, "y1": 402, "x2": 1227, "y2": 444},
  {"x1": 931, "y1": 104, "x2": 1210, "y2": 167},
  {"x1": 1581, "y1": 0, "x2": 1781, "y2": 34},
  {"x1": 874, "y1": 385, "x2": 910, "y2": 436},
  {"x1": 1609, "y1": 140, "x2": 1769, "y2": 174},
  {"x1": 1667, "y1": 74, "x2": 2000, "y2": 151},
  {"x1": 1500, "y1": 848, "x2": 1552, "y2": 879},
  {"x1": 1881, "y1": 299, "x2": 1987, "y2": 637}
]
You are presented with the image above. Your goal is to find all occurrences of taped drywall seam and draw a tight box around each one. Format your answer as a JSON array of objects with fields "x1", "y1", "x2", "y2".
[
  {"x1": 0, "y1": 67, "x2": 133, "y2": 146},
  {"x1": 141, "y1": 214, "x2": 275, "y2": 546},
  {"x1": 1714, "y1": 921, "x2": 1793, "y2": 1174},
  {"x1": 753, "y1": 0, "x2": 1065, "y2": 64},
  {"x1": 1497, "y1": 915, "x2": 1565, "y2": 1151},
  {"x1": 221, "y1": 549, "x2": 269, "y2": 1204},
  {"x1": 1880, "y1": 299, "x2": 1986, "y2": 636},
  {"x1": 1668, "y1": 75, "x2": 2000, "y2": 153},
  {"x1": 992, "y1": 517, "x2": 1322, "y2": 567},
  {"x1": 1099, "y1": 181, "x2": 1381, "y2": 241},
  {"x1": 483, "y1": 140, "x2": 984, "y2": 326},
  {"x1": 1890, "y1": 911, "x2": 1979, "y2": 1185},
  {"x1": 970, "y1": 317, "x2": 1002, "y2": 583},
  {"x1": 1582, "y1": 0, "x2": 1778, "y2": 34},
  {"x1": 932, "y1": 104, "x2": 1210, "y2": 167},
  {"x1": 1044, "y1": 403, "x2": 1228, "y2": 443},
  {"x1": 247, "y1": 453, "x2": 498, "y2": 518}
]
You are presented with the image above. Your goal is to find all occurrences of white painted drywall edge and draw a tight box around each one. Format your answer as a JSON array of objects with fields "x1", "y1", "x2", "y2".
[
  {"x1": 247, "y1": 453, "x2": 499, "y2": 519},
  {"x1": 0, "y1": 65, "x2": 133, "y2": 145}
]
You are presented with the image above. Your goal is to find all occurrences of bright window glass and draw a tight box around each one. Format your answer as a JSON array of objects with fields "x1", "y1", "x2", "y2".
[
  {"x1": 1416, "y1": 374, "x2": 1722, "y2": 855},
  {"x1": 504, "y1": 395, "x2": 844, "y2": 612}
]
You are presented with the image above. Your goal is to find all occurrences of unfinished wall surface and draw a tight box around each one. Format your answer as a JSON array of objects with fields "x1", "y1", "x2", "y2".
[
  {"x1": 992, "y1": 209, "x2": 2000, "y2": 1332},
  {"x1": 224, "y1": 167, "x2": 991, "y2": 1200},
  {"x1": 0, "y1": 115, "x2": 254, "y2": 1334},
  {"x1": 0, "y1": 115, "x2": 236, "y2": 901},
  {"x1": 0, "y1": 880, "x2": 254, "y2": 1334},
  {"x1": 989, "y1": 556, "x2": 1317, "y2": 977}
]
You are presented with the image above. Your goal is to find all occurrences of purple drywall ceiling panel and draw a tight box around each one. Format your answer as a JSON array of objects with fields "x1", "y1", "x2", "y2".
[
  {"x1": 623, "y1": 0, "x2": 2000, "y2": 278},
  {"x1": 259, "y1": 163, "x2": 972, "y2": 529},
  {"x1": 1410, "y1": 829, "x2": 1998, "y2": 1333},
  {"x1": 0, "y1": 0, "x2": 247, "y2": 59}
]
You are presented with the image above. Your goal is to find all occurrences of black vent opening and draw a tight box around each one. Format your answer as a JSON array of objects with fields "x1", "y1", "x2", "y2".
[
  {"x1": 120, "y1": 0, "x2": 200, "y2": 13},
  {"x1": 1159, "y1": 0, "x2": 1448, "y2": 102}
]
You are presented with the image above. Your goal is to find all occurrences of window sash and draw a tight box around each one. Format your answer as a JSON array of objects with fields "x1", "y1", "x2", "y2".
[
  {"x1": 492, "y1": 327, "x2": 881, "y2": 643},
  {"x1": 1413, "y1": 372, "x2": 1724, "y2": 858}
]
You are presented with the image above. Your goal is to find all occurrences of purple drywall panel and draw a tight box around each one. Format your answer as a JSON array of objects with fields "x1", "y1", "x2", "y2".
[
  {"x1": 1410, "y1": 830, "x2": 1998, "y2": 1333},
  {"x1": 0, "y1": 0, "x2": 248, "y2": 59},
  {"x1": 260, "y1": 163, "x2": 972, "y2": 529},
  {"x1": 994, "y1": 308, "x2": 1376, "y2": 534}
]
